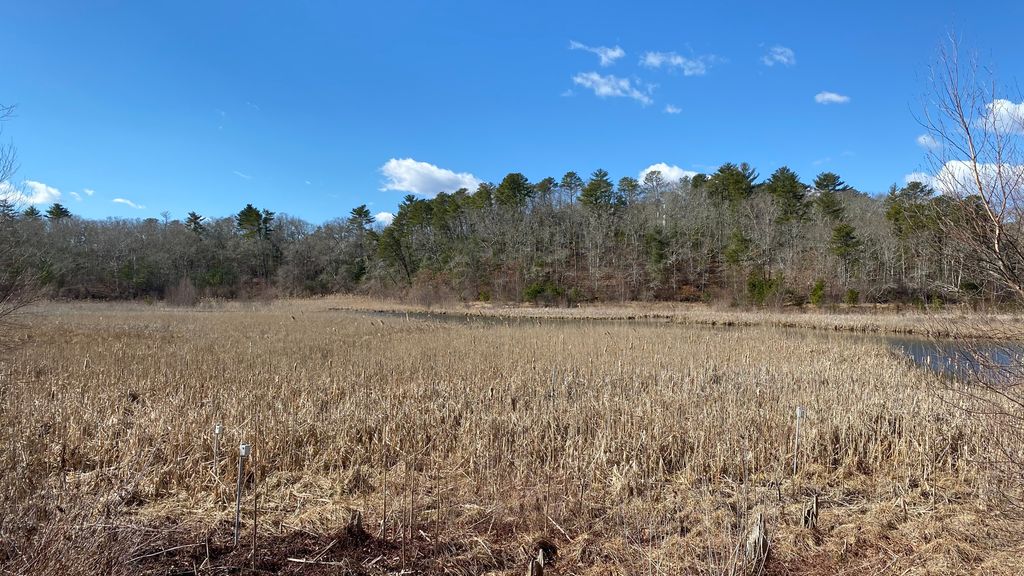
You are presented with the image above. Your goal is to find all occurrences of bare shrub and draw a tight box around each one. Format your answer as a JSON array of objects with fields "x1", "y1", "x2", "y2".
[{"x1": 165, "y1": 276, "x2": 199, "y2": 307}]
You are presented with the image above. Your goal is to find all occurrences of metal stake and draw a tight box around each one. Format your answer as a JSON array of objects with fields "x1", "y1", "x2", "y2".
[
  {"x1": 234, "y1": 443, "x2": 251, "y2": 546},
  {"x1": 793, "y1": 406, "x2": 806, "y2": 475}
]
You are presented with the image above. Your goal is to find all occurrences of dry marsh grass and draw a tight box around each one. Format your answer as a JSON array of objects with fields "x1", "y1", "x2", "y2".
[
  {"x1": 1, "y1": 299, "x2": 1021, "y2": 574},
  {"x1": 322, "y1": 294, "x2": 1024, "y2": 339}
]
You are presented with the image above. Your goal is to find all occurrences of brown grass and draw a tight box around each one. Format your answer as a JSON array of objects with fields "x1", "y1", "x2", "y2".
[
  {"x1": 321, "y1": 294, "x2": 1024, "y2": 339},
  {"x1": 1, "y1": 299, "x2": 1021, "y2": 574}
]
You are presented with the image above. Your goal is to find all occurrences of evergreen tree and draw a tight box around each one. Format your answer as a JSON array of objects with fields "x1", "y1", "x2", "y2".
[
  {"x1": 580, "y1": 169, "x2": 618, "y2": 210},
  {"x1": 533, "y1": 177, "x2": 557, "y2": 204},
  {"x1": 559, "y1": 171, "x2": 584, "y2": 204},
  {"x1": 708, "y1": 163, "x2": 757, "y2": 206},
  {"x1": 618, "y1": 176, "x2": 641, "y2": 205},
  {"x1": 45, "y1": 203, "x2": 72, "y2": 221},
  {"x1": 0, "y1": 198, "x2": 15, "y2": 221},
  {"x1": 348, "y1": 204, "x2": 374, "y2": 229},
  {"x1": 185, "y1": 211, "x2": 206, "y2": 235},
  {"x1": 236, "y1": 204, "x2": 274, "y2": 239},
  {"x1": 813, "y1": 172, "x2": 851, "y2": 221},
  {"x1": 763, "y1": 166, "x2": 807, "y2": 222},
  {"x1": 495, "y1": 172, "x2": 533, "y2": 208}
]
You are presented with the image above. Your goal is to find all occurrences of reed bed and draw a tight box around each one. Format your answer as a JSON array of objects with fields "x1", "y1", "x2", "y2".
[
  {"x1": 319, "y1": 294, "x2": 1023, "y2": 340},
  {"x1": 0, "y1": 300, "x2": 1020, "y2": 574}
]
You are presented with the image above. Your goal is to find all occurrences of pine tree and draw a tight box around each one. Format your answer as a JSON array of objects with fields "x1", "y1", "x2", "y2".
[
  {"x1": 580, "y1": 169, "x2": 618, "y2": 210},
  {"x1": 185, "y1": 211, "x2": 206, "y2": 235},
  {"x1": 45, "y1": 203, "x2": 72, "y2": 221},
  {"x1": 813, "y1": 172, "x2": 851, "y2": 221},
  {"x1": 764, "y1": 166, "x2": 807, "y2": 222}
]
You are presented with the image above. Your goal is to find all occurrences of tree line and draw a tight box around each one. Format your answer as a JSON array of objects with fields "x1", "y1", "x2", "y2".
[{"x1": 0, "y1": 163, "x2": 1009, "y2": 308}]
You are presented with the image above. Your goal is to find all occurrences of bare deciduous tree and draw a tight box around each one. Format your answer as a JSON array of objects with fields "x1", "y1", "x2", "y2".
[
  {"x1": 921, "y1": 36, "x2": 1024, "y2": 502},
  {"x1": 921, "y1": 35, "x2": 1024, "y2": 301},
  {"x1": 0, "y1": 103, "x2": 38, "y2": 351}
]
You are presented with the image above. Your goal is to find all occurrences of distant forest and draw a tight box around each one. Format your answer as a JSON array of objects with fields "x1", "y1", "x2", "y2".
[{"x1": 0, "y1": 164, "x2": 1003, "y2": 307}]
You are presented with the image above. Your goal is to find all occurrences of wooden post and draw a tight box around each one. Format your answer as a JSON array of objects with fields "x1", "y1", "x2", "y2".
[
  {"x1": 801, "y1": 494, "x2": 819, "y2": 530},
  {"x1": 745, "y1": 513, "x2": 769, "y2": 569}
]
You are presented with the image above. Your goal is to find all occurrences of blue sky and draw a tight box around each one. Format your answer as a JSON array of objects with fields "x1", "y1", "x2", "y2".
[{"x1": 2, "y1": 1, "x2": 1023, "y2": 224}]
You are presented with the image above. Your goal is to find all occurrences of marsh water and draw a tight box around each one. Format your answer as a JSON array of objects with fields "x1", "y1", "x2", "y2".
[
  {"x1": 887, "y1": 336, "x2": 1024, "y2": 382},
  {"x1": 349, "y1": 308, "x2": 1023, "y2": 383}
]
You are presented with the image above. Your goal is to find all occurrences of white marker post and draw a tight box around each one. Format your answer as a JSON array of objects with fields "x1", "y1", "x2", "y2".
[
  {"x1": 234, "y1": 443, "x2": 251, "y2": 546},
  {"x1": 213, "y1": 424, "x2": 224, "y2": 476},
  {"x1": 793, "y1": 406, "x2": 806, "y2": 475}
]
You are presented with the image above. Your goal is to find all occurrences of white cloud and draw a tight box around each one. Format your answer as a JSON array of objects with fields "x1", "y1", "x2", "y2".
[
  {"x1": 69, "y1": 191, "x2": 82, "y2": 202},
  {"x1": 83, "y1": 188, "x2": 95, "y2": 196},
  {"x1": 640, "y1": 162, "x2": 698, "y2": 183},
  {"x1": 815, "y1": 91, "x2": 850, "y2": 104},
  {"x1": 233, "y1": 170, "x2": 252, "y2": 180},
  {"x1": 982, "y1": 99, "x2": 1024, "y2": 134},
  {"x1": 664, "y1": 104, "x2": 681, "y2": 114},
  {"x1": 762, "y1": 46, "x2": 796, "y2": 67},
  {"x1": 916, "y1": 134, "x2": 940, "y2": 149},
  {"x1": 0, "y1": 180, "x2": 62, "y2": 205},
  {"x1": 933, "y1": 160, "x2": 1024, "y2": 197},
  {"x1": 24, "y1": 180, "x2": 62, "y2": 204},
  {"x1": 569, "y1": 40, "x2": 625, "y2": 67},
  {"x1": 379, "y1": 158, "x2": 481, "y2": 196},
  {"x1": 374, "y1": 211, "x2": 394, "y2": 226},
  {"x1": 903, "y1": 172, "x2": 934, "y2": 187},
  {"x1": 640, "y1": 51, "x2": 714, "y2": 76},
  {"x1": 112, "y1": 197, "x2": 145, "y2": 210},
  {"x1": 903, "y1": 160, "x2": 1024, "y2": 198},
  {"x1": 572, "y1": 72, "x2": 653, "y2": 105}
]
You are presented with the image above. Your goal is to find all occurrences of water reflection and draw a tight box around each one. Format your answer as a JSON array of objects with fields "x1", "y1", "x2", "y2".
[{"x1": 888, "y1": 337, "x2": 1024, "y2": 383}]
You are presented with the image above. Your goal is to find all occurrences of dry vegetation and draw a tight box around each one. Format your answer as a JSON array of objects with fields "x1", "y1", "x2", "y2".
[
  {"x1": 1, "y1": 298, "x2": 1022, "y2": 574},
  {"x1": 329, "y1": 295, "x2": 1023, "y2": 339}
]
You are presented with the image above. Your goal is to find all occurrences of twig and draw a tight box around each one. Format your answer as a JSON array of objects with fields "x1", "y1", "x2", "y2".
[
  {"x1": 286, "y1": 557, "x2": 349, "y2": 566},
  {"x1": 128, "y1": 543, "x2": 202, "y2": 562},
  {"x1": 547, "y1": 514, "x2": 574, "y2": 542}
]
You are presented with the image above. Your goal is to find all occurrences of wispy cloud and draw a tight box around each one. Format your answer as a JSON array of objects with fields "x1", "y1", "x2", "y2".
[
  {"x1": 916, "y1": 134, "x2": 940, "y2": 150},
  {"x1": 113, "y1": 198, "x2": 145, "y2": 210},
  {"x1": 0, "y1": 180, "x2": 62, "y2": 205},
  {"x1": 815, "y1": 91, "x2": 850, "y2": 104},
  {"x1": 572, "y1": 72, "x2": 653, "y2": 105},
  {"x1": 380, "y1": 158, "x2": 481, "y2": 196},
  {"x1": 83, "y1": 188, "x2": 95, "y2": 196},
  {"x1": 569, "y1": 40, "x2": 625, "y2": 67},
  {"x1": 374, "y1": 211, "x2": 395, "y2": 226},
  {"x1": 640, "y1": 163, "x2": 698, "y2": 183},
  {"x1": 70, "y1": 191, "x2": 82, "y2": 202},
  {"x1": 233, "y1": 170, "x2": 252, "y2": 180},
  {"x1": 762, "y1": 46, "x2": 796, "y2": 67},
  {"x1": 640, "y1": 51, "x2": 716, "y2": 76},
  {"x1": 664, "y1": 104, "x2": 681, "y2": 115}
]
